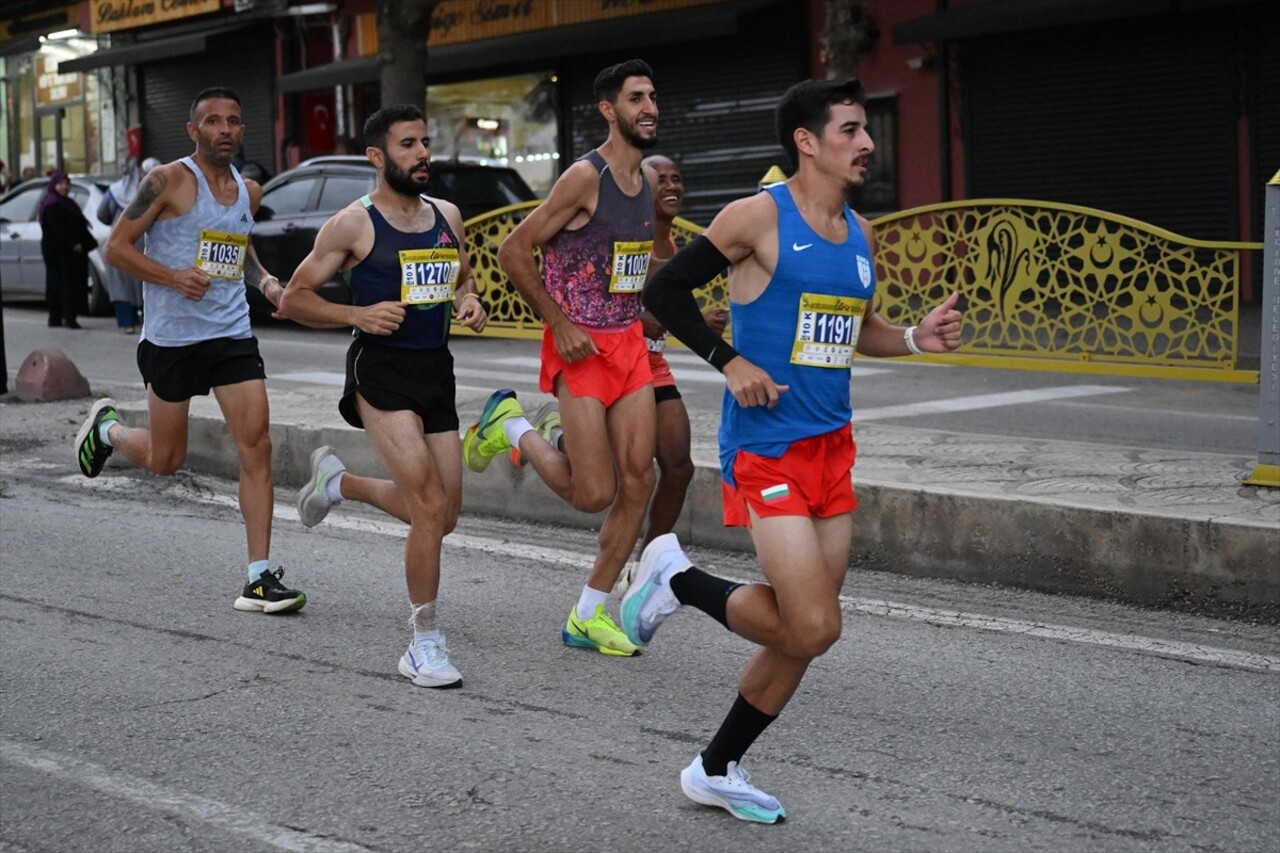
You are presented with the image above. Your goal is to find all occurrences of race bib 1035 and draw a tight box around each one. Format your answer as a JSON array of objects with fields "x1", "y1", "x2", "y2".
[{"x1": 194, "y1": 230, "x2": 248, "y2": 280}]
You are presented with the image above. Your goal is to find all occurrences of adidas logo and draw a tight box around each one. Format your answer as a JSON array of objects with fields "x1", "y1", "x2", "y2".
[{"x1": 240, "y1": 214, "x2": 249, "y2": 222}]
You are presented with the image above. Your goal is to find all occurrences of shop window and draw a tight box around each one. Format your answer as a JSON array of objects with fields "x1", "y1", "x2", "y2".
[
  {"x1": 426, "y1": 72, "x2": 558, "y2": 197},
  {"x1": 851, "y1": 94, "x2": 898, "y2": 215}
]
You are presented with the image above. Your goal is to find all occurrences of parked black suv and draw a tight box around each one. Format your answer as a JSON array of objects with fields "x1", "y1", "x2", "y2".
[{"x1": 250, "y1": 155, "x2": 537, "y2": 309}]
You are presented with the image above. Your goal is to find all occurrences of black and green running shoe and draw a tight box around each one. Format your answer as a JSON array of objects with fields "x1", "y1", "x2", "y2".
[
  {"x1": 233, "y1": 567, "x2": 307, "y2": 614},
  {"x1": 74, "y1": 398, "x2": 120, "y2": 478}
]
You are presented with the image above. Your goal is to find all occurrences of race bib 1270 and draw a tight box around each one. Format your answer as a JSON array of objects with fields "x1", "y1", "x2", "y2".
[
  {"x1": 399, "y1": 248, "x2": 460, "y2": 304},
  {"x1": 790, "y1": 292, "x2": 866, "y2": 368},
  {"x1": 607, "y1": 240, "x2": 653, "y2": 293},
  {"x1": 194, "y1": 230, "x2": 248, "y2": 280}
]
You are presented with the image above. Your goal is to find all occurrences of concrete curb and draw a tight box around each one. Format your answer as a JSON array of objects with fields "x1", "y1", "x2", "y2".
[{"x1": 116, "y1": 398, "x2": 1280, "y2": 620}]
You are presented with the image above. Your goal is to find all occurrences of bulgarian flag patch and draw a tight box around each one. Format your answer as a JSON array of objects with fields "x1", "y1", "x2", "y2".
[{"x1": 761, "y1": 483, "x2": 790, "y2": 502}]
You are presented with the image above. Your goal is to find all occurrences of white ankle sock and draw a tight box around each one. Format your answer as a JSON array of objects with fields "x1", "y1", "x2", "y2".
[
  {"x1": 575, "y1": 585, "x2": 608, "y2": 621},
  {"x1": 324, "y1": 470, "x2": 345, "y2": 502},
  {"x1": 98, "y1": 421, "x2": 116, "y2": 447},
  {"x1": 503, "y1": 416, "x2": 533, "y2": 447}
]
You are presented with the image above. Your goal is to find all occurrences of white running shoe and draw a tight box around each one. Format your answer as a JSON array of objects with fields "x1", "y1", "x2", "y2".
[
  {"x1": 680, "y1": 754, "x2": 786, "y2": 824},
  {"x1": 297, "y1": 446, "x2": 345, "y2": 528},
  {"x1": 398, "y1": 635, "x2": 462, "y2": 688},
  {"x1": 620, "y1": 532, "x2": 692, "y2": 647}
]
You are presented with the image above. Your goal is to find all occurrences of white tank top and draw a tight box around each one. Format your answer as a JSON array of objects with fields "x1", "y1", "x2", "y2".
[{"x1": 142, "y1": 157, "x2": 253, "y2": 346}]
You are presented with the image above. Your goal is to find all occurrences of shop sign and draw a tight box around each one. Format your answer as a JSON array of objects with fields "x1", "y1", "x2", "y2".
[
  {"x1": 556, "y1": 0, "x2": 730, "y2": 26},
  {"x1": 425, "y1": 0, "x2": 728, "y2": 47},
  {"x1": 35, "y1": 55, "x2": 82, "y2": 107},
  {"x1": 89, "y1": 0, "x2": 222, "y2": 35}
]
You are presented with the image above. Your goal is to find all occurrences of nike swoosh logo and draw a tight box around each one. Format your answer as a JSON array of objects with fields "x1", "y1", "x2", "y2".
[{"x1": 792, "y1": 242, "x2": 813, "y2": 252}]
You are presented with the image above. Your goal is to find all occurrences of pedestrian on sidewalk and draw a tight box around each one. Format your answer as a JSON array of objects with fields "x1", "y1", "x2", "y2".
[
  {"x1": 628, "y1": 77, "x2": 963, "y2": 823},
  {"x1": 38, "y1": 170, "x2": 96, "y2": 329},
  {"x1": 278, "y1": 104, "x2": 489, "y2": 690},
  {"x1": 75, "y1": 86, "x2": 304, "y2": 614},
  {"x1": 98, "y1": 156, "x2": 161, "y2": 333},
  {"x1": 468, "y1": 59, "x2": 660, "y2": 658}
]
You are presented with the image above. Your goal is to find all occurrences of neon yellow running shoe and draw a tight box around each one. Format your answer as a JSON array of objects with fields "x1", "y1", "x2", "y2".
[
  {"x1": 462, "y1": 388, "x2": 523, "y2": 473},
  {"x1": 562, "y1": 604, "x2": 640, "y2": 657}
]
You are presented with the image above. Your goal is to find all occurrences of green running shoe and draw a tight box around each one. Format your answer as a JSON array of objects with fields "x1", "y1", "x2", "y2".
[
  {"x1": 74, "y1": 398, "x2": 120, "y2": 478},
  {"x1": 463, "y1": 388, "x2": 522, "y2": 473},
  {"x1": 562, "y1": 604, "x2": 640, "y2": 657}
]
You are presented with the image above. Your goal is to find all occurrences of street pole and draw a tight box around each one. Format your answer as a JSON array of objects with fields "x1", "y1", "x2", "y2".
[{"x1": 1244, "y1": 170, "x2": 1280, "y2": 487}]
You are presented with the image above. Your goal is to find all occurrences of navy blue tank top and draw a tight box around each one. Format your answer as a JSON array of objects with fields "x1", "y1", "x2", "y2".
[
  {"x1": 718, "y1": 182, "x2": 876, "y2": 485},
  {"x1": 348, "y1": 195, "x2": 460, "y2": 350}
]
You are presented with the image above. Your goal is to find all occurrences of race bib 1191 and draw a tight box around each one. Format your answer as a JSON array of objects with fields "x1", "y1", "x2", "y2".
[{"x1": 790, "y1": 292, "x2": 866, "y2": 368}]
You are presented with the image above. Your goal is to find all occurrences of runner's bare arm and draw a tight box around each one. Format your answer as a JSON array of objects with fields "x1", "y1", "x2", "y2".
[
  {"x1": 103, "y1": 164, "x2": 211, "y2": 300},
  {"x1": 278, "y1": 205, "x2": 405, "y2": 332},
  {"x1": 497, "y1": 161, "x2": 600, "y2": 360},
  {"x1": 437, "y1": 199, "x2": 487, "y2": 334}
]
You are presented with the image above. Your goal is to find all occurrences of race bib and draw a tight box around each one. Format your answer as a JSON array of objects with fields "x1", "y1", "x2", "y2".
[
  {"x1": 194, "y1": 230, "x2": 248, "y2": 280},
  {"x1": 399, "y1": 248, "x2": 460, "y2": 304},
  {"x1": 608, "y1": 240, "x2": 653, "y2": 293},
  {"x1": 791, "y1": 292, "x2": 865, "y2": 368}
]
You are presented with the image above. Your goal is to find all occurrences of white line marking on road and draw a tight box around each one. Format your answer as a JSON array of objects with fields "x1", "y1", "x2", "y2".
[
  {"x1": 0, "y1": 740, "x2": 373, "y2": 853},
  {"x1": 80, "y1": 479, "x2": 1273, "y2": 675},
  {"x1": 856, "y1": 385, "x2": 1129, "y2": 421}
]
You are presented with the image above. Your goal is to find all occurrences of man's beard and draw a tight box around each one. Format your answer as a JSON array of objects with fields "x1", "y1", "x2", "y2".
[
  {"x1": 384, "y1": 158, "x2": 429, "y2": 196},
  {"x1": 202, "y1": 138, "x2": 237, "y2": 166},
  {"x1": 618, "y1": 116, "x2": 658, "y2": 150}
]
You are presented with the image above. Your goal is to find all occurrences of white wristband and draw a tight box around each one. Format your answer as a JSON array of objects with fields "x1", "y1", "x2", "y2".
[{"x1": 904, "y1": 325, "x2": 925, "y2": 356}]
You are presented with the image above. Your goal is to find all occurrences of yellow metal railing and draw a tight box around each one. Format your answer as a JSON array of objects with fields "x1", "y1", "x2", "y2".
[
  {"x1": 455, "y1": 200, "x2": 725, "y2": 339},
  {"x1": 457, "y1": 198, "x2": 1261, "y2": 382}
]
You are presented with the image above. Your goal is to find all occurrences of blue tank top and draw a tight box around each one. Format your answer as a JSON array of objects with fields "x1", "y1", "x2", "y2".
[
  {"x1": 347, "y1": 195, "x2": 460, "y2": 350},
  {"x1": 542, "y1": 149, "x2": 654, "y2": 328},
  {"x1": 142, "y1": 157, "x2": 253, "y2": 346},
  {"x1": 718, "y1": 182, "x2": 876, "y2": 485}
]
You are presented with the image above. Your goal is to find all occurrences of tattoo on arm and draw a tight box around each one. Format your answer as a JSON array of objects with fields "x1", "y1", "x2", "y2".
[{"x1": 124, "y1": 173, "x2": 165, "y2": 220}]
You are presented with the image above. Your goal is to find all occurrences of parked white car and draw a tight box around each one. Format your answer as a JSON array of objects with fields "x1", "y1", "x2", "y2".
[{"x1": 0, "y1": 176, "x2": 112, "y2": 315}]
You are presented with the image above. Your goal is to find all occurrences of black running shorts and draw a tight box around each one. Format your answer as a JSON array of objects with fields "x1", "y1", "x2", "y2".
[
  {"x1": 340, "y1": 337, "x2": 459, "y2": 435},
  {"x1": 137, "y1": 336, "x2": 266, "y2": 403}
]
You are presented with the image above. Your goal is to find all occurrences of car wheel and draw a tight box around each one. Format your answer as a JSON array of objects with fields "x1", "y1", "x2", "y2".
[{"x1": 87, "y1": 266, "x2": 112, "y2": 316}]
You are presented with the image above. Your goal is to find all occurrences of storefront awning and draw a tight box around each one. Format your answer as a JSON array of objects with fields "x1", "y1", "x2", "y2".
[
  {"x1": 56, "y1": 23, "x2": 255, "y2": 73},
  {"x1": 893, "y1": 0, "x2": 1259, "y2": 44},
  {"x1": 277, "y1": 56, "x2": 380, "y2": 93},
  {"x1": 277, "y1": 0, "x2": 775, "y2": 93}
]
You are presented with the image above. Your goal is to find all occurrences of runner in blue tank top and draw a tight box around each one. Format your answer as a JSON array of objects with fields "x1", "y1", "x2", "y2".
[
  {"x1": 631, "y1": 78, "x2": 964, "y2": 823},
  {"x1": 76, "y1": 86, "x2": 306, "y2": 615},
  {"x1": 278, "y1": 105, "x2": 488, "y2": 690}
]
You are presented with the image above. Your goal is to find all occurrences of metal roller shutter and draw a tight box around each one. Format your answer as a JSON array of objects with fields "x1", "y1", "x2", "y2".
[
  {"x1": 960, "y1": 15, "x2": 1236, "y2": 241},
  {"x1": 139, "y1": 29, "x2": 274, "y2": 171},
  {"x1": 562, "y1": 2, "x2": 807, "y2": 226}
]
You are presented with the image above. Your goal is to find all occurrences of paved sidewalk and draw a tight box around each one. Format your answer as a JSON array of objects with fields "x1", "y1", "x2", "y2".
[{"x1": 109, "y1": 383, "x2": 1280, "y2": 620}]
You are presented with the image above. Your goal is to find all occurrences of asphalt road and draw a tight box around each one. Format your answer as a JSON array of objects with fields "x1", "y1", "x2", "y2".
[{"x1": 1, "y1": 383, "x2": 1278, "y2": 852}]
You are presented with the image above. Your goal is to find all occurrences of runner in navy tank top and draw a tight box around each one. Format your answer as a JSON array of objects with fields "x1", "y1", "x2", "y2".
[
  {"x1": 464, "y1": 59, "x2": 662, "y2": 659},
  {"x1": 632, "y1": 79, "x2": 964, "y2": 823},
  {"x1": 279, "y1": 105, "x2": 489, "y2": 690}
]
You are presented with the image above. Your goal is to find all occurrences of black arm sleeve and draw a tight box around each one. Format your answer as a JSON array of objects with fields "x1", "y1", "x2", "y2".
[{"x1": 642, "y1": 235, "x2": 740, "y2": 371}]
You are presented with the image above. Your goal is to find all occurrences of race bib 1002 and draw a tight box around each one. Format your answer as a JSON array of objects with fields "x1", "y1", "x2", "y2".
[
  {"x1": 194, "y1": 230, "x2": 248, "y2": 280},
  {"x1": 399, "y1": 248, "x2": 460, "y2": 304},
  {"x1": 608, "y1": 240, "x2": 653, "y2": 293},
  {"x1": 791, "y1": 292, "x2": 866, "y2": 368}
]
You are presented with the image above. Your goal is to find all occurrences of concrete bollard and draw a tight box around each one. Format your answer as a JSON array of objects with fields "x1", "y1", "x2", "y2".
[{"x1": 14, "y1": 349, "x2": 91, "y2": 402}]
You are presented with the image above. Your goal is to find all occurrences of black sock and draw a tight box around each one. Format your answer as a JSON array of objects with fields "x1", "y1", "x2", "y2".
[
  {"x1": 669, "y1": 567, "x2": 741, "y2": 630},
  {"x1": 701, "y1": 693, "x2": 777, "y2": 777}
]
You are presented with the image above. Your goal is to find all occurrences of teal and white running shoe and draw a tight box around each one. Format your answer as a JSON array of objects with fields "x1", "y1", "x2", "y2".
[{"x1": 680, "y1": 754, "x2": 786, "y2": 824}]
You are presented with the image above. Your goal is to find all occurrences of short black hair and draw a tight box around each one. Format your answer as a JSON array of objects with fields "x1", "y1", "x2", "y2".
[
  {"x1": 593, "y1": 59, "x2": 654, "y2": 104},
  {"x1": 363, "y1": 104, "x2": 426, "y2": 152},
  {"x1": 775, "y1": 78, "x2": 867, "y2": 169},
  {"x1": 189, "y1": 87, "x2": 241, "y2": 124}
]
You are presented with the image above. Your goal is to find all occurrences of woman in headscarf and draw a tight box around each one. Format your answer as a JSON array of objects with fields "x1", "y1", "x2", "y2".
[
  {"x1": 38, "y1": 170, "x2": 97, "y2": 329},
  {"x1": 100, "y1": 157, "x2": 159, "y2": 333}
]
